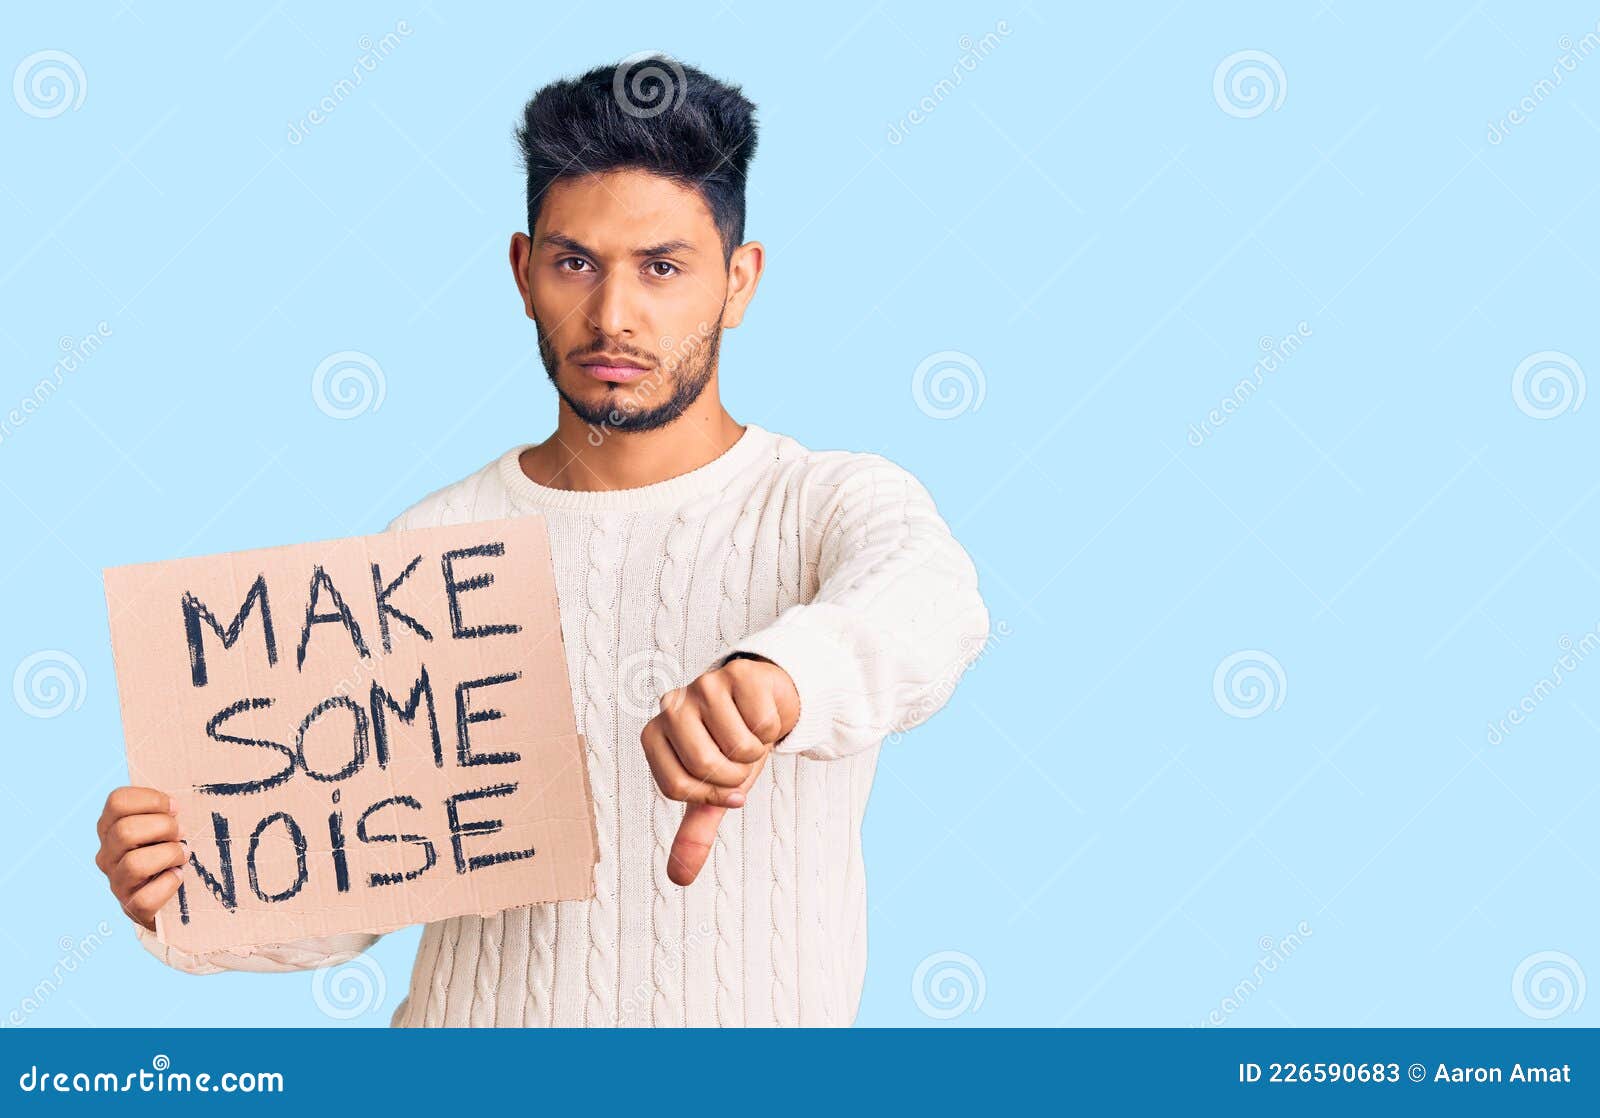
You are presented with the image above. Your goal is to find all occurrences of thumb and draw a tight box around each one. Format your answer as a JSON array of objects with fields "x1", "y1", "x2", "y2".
[
  {"x1": 667, "y1": 751, "x2": 769, "y2": 887},
  {"x1": 668, "y1": 804, "x2": 724, "y2": 886}
]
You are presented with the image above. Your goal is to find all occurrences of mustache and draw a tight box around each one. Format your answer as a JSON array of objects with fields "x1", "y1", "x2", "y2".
[{"x1": 568, "y1": 342, "x2": 657, "y2": 365}]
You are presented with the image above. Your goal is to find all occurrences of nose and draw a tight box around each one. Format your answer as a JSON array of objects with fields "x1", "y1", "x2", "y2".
[{"x1": 586, "y1": 270, "x2": 637, "y2": 341}]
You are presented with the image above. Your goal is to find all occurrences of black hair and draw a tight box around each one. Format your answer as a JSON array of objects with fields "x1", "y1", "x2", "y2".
[{"x1": 514, "y1": 55, "x2": 759, "y2": 261}]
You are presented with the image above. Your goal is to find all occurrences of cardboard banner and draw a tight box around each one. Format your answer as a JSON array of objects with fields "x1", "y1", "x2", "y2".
[{"x1": 103, "y1": 516, "x2": 597, "y2": 954}]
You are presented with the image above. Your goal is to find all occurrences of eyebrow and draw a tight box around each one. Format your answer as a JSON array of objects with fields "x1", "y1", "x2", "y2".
[{"x1": 540, "y1": 232, "x2": 698, "y2": 258}]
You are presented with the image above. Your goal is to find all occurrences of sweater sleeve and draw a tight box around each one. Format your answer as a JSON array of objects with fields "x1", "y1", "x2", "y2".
[
  {"x1": 719, "y1": 454, "x2": 991, "y2": 761},
  {"x1": 135, "y1": 922, "x2": 380, "y2": 975}
]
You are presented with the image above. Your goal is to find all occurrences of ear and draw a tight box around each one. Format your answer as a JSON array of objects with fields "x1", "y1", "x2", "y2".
[
  {"x1": 509, "y1": 232, "x2": 536, "y2": 320},
  {"x1": 720, "y1": 240, "x2": 765, "y2": 330}
]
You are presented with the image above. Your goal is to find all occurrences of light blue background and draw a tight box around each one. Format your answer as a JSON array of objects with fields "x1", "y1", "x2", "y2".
[{"x1": 2, "y1": 2, "x2": 1596, "y2": 1028}]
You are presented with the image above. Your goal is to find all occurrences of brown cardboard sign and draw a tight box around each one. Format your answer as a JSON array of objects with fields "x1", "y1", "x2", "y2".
[{"x1": 103, "y1": 516, "x2": 597, "y2": 955}]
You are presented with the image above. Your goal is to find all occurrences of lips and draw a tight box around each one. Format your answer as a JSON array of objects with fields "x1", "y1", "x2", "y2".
[{"x1": 579, "y1": 358, "x2": 652, "y2": 383}]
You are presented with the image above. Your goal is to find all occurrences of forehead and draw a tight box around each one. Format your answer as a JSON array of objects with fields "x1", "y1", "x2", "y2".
[{"x1": 536, "y1": 169, "x2": 717, "y2": 250}]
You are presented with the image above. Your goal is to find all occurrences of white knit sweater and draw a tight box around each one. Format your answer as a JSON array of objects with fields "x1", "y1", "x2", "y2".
[{"x1": 136, "y1": 422, "x2": 990, "y2": 1026}]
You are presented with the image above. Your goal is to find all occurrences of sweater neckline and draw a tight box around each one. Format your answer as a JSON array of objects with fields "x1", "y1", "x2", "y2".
[{"x1": 498, "y1": 422, "x2": 774, "y2": 513}]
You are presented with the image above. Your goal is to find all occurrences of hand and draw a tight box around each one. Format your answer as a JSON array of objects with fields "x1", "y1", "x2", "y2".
[
  {"x1": 640, "y1": 654, "x2": 799, "y2": 886},
  {"x1": 95, "y1": 786, "x2": 184, "y2": 932}
]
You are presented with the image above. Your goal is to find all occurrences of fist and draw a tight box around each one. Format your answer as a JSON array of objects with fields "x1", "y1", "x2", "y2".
[
  {"x1": 640, "y1": 653, "x2": 799, "y2": 886},
  {"x1": 95, "y1": 786, "x2": 184, "y2": 931}
]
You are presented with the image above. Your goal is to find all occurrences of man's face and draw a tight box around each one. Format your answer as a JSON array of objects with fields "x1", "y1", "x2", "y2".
[{"x1": 515, "y1": 169, "x2": 735, "y2": 434}]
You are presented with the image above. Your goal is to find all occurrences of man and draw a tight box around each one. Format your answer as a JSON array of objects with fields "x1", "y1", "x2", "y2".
[{"x1": 94, "y1": 57, "x2": 989, "y2": 1027}]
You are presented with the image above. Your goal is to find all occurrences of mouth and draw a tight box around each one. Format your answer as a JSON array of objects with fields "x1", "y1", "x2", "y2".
[{"x1": 577, "y1": 356, "x2": 653, "y2": 384}]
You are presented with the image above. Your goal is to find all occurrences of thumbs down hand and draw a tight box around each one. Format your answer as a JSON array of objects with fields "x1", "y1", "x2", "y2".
[{"x1": 639, "y1": 652, "x2": 799, "y2": 886}]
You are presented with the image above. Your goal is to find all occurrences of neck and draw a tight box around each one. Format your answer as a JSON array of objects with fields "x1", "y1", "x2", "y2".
[{"x1": 519, "y1": 389, "x2": 745, "y2": 494}]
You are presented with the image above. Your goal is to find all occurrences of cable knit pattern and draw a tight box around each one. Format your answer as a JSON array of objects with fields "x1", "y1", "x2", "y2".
[
  {"x1": 712, "y1": 497, "x2": 760, "y2": 1026},
  {"x1": 132, "y1": 423, "x2": 990, "y2": 1027},
  {"x1": 580, "y1": 514, "x2": 626, "y2": 1026},
  {"x1": 649, "y1": 510, "x2": 696, "y2": 1027}
]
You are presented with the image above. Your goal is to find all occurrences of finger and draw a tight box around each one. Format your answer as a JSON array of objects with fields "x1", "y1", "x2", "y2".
[
  {"x1": 662, "y1": 712, "x2": 751, "y2": 788},
  {"x1": 668, "y1": 751, "x2": 772, "y2": 888},
  {"x1": 99, "y1": 787, "x2": 173, "y2": 841},
  {"x1": 101, "y1": 813, "x2": 182, "y2": 871},
  {"x1": 702, "y1": 682, "x2": 768, "y2": 764},
  {"x1": 642, "y1": 720, "x2": 748, "y2": 807},
  {"x1": 122, "y1": 866, "x2": 182, "y2": 930},
  {"x1": 727, "y1": 669, "x2": 785, "y2": 745},
  {"x1": 668, "y1": 803, "x2": 725, "y2": 886},
  {"x1": 112, "y1": 841, "x2": 186, "y2": 899}
]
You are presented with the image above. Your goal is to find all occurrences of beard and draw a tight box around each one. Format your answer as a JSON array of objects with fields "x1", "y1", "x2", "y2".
[{"x1": 536, "y1": 314, "x2": 722, "y2": 435}]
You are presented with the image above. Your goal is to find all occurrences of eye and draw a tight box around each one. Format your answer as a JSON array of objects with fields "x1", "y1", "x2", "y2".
[
  {"x1": 557, "y1": 257, "x2": 593, "y2": 274},
  {"x1": 647, "y1": 260, "x2": 678, "y2": 278}
]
